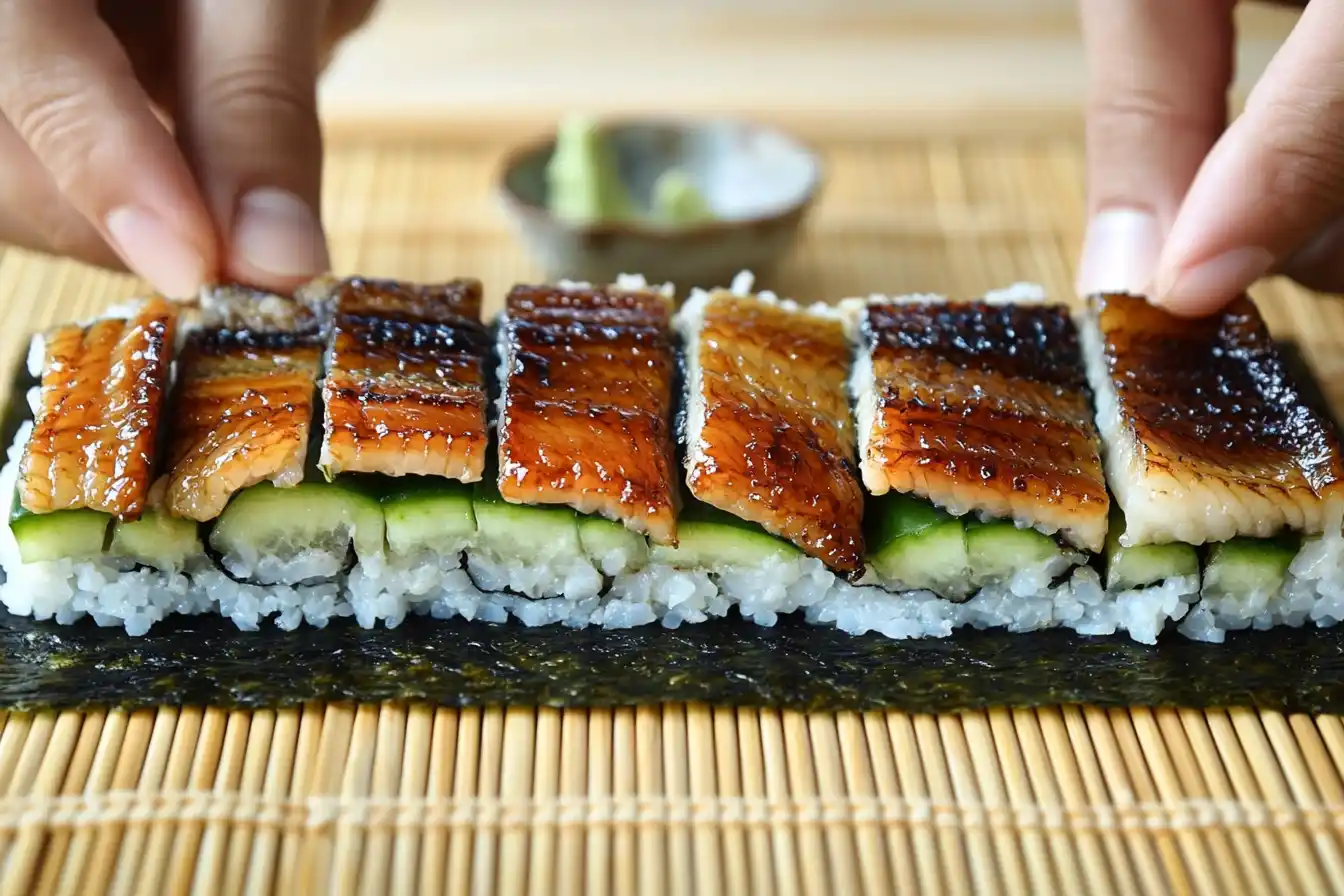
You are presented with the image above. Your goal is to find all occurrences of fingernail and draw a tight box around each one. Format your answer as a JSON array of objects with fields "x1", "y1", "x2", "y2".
[
  {"x1": 105, "y1": 206, "x2": 208, "y2": 298},
  {"x1": 232, "y1": 187, "x2": 329, "y2": 280},
  {"x1": 1076, "y1": 208, "x2": 1163, "y2": 297},
  {"x1": 1153, "y1": 246, "x2": 1275, "y2": 314}
]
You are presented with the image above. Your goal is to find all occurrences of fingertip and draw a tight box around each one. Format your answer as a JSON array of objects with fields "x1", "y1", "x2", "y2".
[
  {"x1": 225, "y1": 186, "x2": 330, "y2": 290},
  {"x1": 105, "y1": 204, "x2": 214, "y2": 298},
  {"x1": 1151, "y1": 245, "x2": 1275, "y2": 318},
  {"x1": 1076, "y1": 207, "x2": 1162, "y2": 297}
]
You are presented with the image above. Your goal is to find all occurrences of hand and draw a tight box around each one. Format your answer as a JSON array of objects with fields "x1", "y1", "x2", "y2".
[
  {"x1": 0, "y1": 0, "x2": 378, "y2": 297},
  {"x1": 1076, "y1": 0, "x2": 1344, "y2": 316}
]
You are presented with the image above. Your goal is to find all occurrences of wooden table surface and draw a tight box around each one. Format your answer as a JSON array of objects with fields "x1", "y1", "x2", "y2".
[{"x1": 317, "y1": 0, "x2": 1299, "y2": 139}]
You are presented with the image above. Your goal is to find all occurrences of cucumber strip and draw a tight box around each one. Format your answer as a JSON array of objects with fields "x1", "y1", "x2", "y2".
[
  {"x1": 471, "y1": 476, "x2": 582, "y2": 559},
  {"x1": 109, "y1": 510, "x2": 202, "y2": 571},
  {"x1": 1103, "y1": 507, "x2": 1199, "y2": 591},
  {"x1": 379, "y1": 475, "x2": 477, "y2": 556},
  {"x1": 648, "y1": 498, "x2": 799, "y2": 569},
  {"x1": 577, "y1": 515, "x2": 649, "y2": 574},
  {"x1": 965, "y1": 519, "x2": 1065, "y2": 587},
  {"x1": 209, "y1": 479, "x2": 386, "y2": 580},
  {"x1": 864, "y1": 493, "x2": 970, "y2": 598},
  {"x1": 10, "y1": 508, "x2": 111, "y2": 564},
  {"x1": 1202, "y1": 535, "x2": 1300, "y2": 600}
]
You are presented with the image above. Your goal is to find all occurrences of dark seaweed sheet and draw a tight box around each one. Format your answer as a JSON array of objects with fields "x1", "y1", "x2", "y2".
[
  {"x1": 2, "y1": 341, "x2": 1344, "y2": 714},
  {"x1": 1, "y1": 611, "x2": 1343, "y2": 714}
]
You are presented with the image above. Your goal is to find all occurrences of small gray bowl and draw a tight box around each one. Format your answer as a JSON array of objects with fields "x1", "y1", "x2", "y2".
[{"x1": 496, "y1": 117, "x2": 822, "y2": 290}]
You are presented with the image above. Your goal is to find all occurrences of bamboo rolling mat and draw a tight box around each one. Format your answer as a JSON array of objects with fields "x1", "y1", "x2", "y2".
[{"x1": 1, "y1": 135, "x2": 1343, "y2": 894}]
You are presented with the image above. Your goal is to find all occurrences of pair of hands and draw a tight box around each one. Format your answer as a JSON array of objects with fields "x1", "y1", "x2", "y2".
[{"x1": 1, "y1": 0, "x2": 1338, "y2": 318}]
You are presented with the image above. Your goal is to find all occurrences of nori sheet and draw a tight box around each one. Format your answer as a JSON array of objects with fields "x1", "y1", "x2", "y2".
[
  {"x1": 2, "y1": 341, "x2": 1344, "y2": 714},
  {"x1": 0, "y1": 611, "x2": 1343, "y2": 714}
]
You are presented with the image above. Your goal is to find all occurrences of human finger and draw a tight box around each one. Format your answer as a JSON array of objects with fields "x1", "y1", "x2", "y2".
[
  {"x1": 176, "y1": 0, "x2": 331, "y2": 290},
  {"x1": 1153, "y1": 0, "x2": 1344, "y2": 315},
  {"x1": 0, "y1": 0, "x2": 217, "y2": 296},
  {"x1": 1075, "y1": 0, "x2": 1237, "y2": 297}
]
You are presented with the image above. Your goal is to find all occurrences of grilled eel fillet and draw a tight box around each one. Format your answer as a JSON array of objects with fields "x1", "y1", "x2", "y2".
[
  {"x1": 18, "y1": 298, "x2": 178, "y2": 521},
  {"x1": 318, "y1": 277, "x2": 490, "y2": 482},
  {"x1": 161, "y1": 286, "x2": 325, "y2": 522},
  {"x1": 496, "y1": 282, "x2": 680, "y2": 544},
  {"x1": 677, "y1": 288, "x2": 865, "y2": 575},
  {"x1": 849, "y1": 291, "x2": 1110, "y2": 554},
  {"x1": 1081, "y1": 291, "x2": 1344, "y2": 547}
]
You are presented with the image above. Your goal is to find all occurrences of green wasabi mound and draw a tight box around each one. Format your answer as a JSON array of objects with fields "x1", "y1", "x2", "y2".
[
  {"x1": 545, "y1": 115, "x2": 715, "y2": 226},
  {"x1": 650, "y1": 168, "x2": 715, "y2": 224}
]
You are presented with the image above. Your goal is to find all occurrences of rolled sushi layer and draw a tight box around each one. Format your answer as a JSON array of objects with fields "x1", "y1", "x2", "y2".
[
  {"x1": 806, "y1": 284, "x2": 1195, "y2": 645},
  {"x1": 0, "y1": 298, "x2": 209, "y2": 635},
  {"x1": 1079, "y1": 291, "x2": 1344, "y2": 643},
  {"x1": 603, "y1": 272, "x2": 865, "y2": 628},
  {"x1": 465, "y1": 276, "x2": 691, "y2": 628},
  {"x1": 169, "y1": 283, "x2": 385, "y2": 631}
]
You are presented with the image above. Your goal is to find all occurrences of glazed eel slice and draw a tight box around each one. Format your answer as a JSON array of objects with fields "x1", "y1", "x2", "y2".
[
  {"x1": 317, "y1": 277, "x2": 490, "y2": 483},
  {"x1": 18, "y1": 297, "x2": 179, "y2": 523},
  {"x1": 160, "y1": 285, "x2": 327, "y2": 523},
  {"x1": 840, "y1": 286, "x2": 1110, "y2": 600},
  {"x1": 495, "y1": 281, "x2": 680, "y2": 545},
  {"x1": 676, "y1": 283, "x2": 865, "y2": 576},
  {"x1": 1082, "y1": 292, "x2": 1344, "y2": 547}
]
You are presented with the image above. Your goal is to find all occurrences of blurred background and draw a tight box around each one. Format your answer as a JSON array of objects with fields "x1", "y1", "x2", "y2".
[{"x1": 317, "y1": 0, "x2": 1300, "y2": 140}]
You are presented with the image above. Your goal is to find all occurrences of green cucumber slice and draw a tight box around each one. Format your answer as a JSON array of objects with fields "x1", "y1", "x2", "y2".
[
  {"x1": 965, "y1": 519, "x2": 1064, "y2": 587},
  {"x1": 1103, "y1": 507, "x2": 1199, "y2": 591},
  {"x1": 109, "y1": 510, "x2": 202, "y2": 570},
  {"x1": 864, "y1": 493, "x2": 970, "y2": 597},
  {"x1": 577, "y1": 515, "x2": 649, "y2": 574},
  {"x1": 648, "y1": 499, "x2": 798, "y2": 569},
  {"x1": 471, "y1": 476, "x2": 582, "y2": 559},
  {"x1": 1202, "y1": 535, "x2": 1299, "y2": 600},
  {"x1": 209, "y1": 478, "x2": 386, "y2": 571},
  {"x1": 379, "y1": 476, "x2": 476, "y2": 556},
  {"x1": 9, "y1": 507, "x2": 110, "y2": 564}
]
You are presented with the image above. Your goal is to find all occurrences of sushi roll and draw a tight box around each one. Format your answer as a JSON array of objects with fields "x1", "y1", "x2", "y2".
[
  {"x1": 175, "y1": 283, "x2": 386, "y2": 631},
  {"x1": 1078, "y1": 292, "x2": 1344, "y2": 643},
  {"x1": 808, "y1": 284, "x2": 1189, "y2": 643},
  {"x1": 0, "y1": 297, "x2": 207, "y2": 635},
  {"x1": 468, "y1": 275, "x2": 686, "y2": 628},
  {"x1": 610, "y1": 272, "x2": 865, "y2": 627},
  {"x1": 322, "y1": 276, "x2": 500, "y2": 627}
]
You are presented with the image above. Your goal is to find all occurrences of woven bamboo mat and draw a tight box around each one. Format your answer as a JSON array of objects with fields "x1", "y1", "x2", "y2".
[{"x1": 1, "y1": 136, "x2": 1344, "y2": 895}]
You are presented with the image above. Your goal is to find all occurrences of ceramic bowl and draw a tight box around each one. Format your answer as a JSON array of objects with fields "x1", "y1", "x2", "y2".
[{"x1": 496, "y1": 117, "x2": 822, "y2": 290}]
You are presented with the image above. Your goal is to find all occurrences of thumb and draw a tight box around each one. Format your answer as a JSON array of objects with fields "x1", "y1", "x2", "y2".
[
  {"x1": 1075, "y1": 0, "x2": 1236, "y2": 298},
  {"x1": 1154, "y1": 1, "x2": 1344, "y2": 316},
  {"x1": 177, "y1": 0, "x2": 331, "y2": 291}
]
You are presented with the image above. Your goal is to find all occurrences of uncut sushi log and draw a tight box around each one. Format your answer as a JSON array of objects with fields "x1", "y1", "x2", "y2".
[
  {"x1": 850, "y1": 287, "x2": 1109, "y2": 553},
  {"x1": 675, "y1": 280, "x2": 865, "y2": 575},
  {"x1": 1080, "y1": 292, "x2": 1344, "y2": 546},
  {"x1": 19, "y1": 298, "x2": 179, "y2": 521},
  {"x1": 496, "y1": 280, "x2": 679, "y2": 543},
  {"x1": 161, "y1": 285, "x2": 328, "y2": 522},
  {"x1": 318, "y1": 277, "x2": 490, "y2": 482}
]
